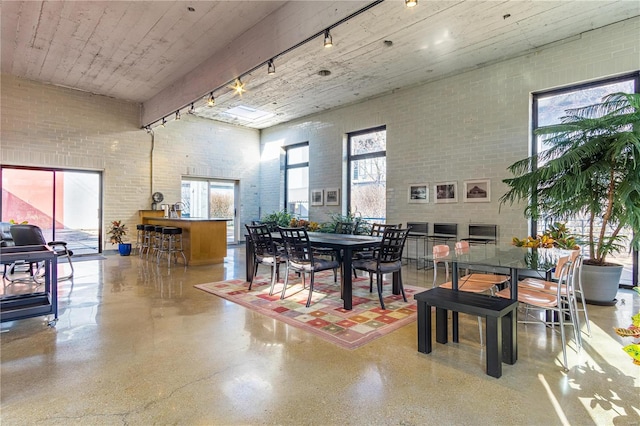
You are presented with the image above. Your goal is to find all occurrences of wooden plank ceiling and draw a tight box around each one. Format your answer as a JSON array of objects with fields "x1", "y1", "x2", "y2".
[{"x1": 2, "y1": 1, "x2": 639, "y2": 129}]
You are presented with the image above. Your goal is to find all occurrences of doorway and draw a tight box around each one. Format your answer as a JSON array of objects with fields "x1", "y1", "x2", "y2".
[
  {"x1": 1, "y1": 166, "x2": 102, "y2": 255},
  {"x1": 181, "y1": 178, "x2": 238, "y2": 244}
]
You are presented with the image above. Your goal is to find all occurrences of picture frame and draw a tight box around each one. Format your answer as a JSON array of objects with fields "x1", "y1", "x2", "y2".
[
  {"x1": 325, "y1": 188, "x2": 340, "y2": 206},
  {"x1": 463, "y1": 179, "x2": 491, "y2": 203},
  {"x1": 434, "y1": 181, "x2": 458, "y2": 204},
  {"x1": 311, "y1": 189, "x2": 324, "y2": 206},
  {"x1": 408, "y1": 184, "x2": 429, "y2": 203}
]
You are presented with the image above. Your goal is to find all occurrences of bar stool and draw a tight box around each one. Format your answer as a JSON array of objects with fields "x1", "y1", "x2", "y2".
[
  {"x1": 151, "y1": 225, "x2": 164, "y2": 260},
  {"x1": 140, "y1": 225, "x2": 156, "y2": 258},
  {"x1": 157, "y1": 227, "x2": 187, "y2": 267},
  {"x1": 135, "y1": 224, "x2": 145, "y2": 255}
]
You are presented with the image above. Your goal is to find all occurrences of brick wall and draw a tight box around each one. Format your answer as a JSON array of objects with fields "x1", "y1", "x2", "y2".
[
  {"x1": 260, "y1": 17, "x2": 640, "y2": 242},
  {"x1": 1, "y1": 74, "x2": 261, "y2": 248}
]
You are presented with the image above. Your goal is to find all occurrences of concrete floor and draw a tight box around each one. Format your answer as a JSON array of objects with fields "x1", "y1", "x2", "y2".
[{"x1": 1, "y1": 246, "x2": 639, "y2": 425}]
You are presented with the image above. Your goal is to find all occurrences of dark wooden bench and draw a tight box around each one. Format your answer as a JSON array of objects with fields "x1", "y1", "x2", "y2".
[{"x1": 414, "y1": 287, "x2": 518, "y2": 378}]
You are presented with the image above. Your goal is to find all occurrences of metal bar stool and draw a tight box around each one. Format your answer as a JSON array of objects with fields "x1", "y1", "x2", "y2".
[
  {"x1": 157, "y1": 227, "x2": 187, "y2": 267},
  {"x1": 134, "y1": 224, "x2": 145, "y2": 255},
  {"x1": 140, "y1": 225, "x2": 156, "y2": 258},
  {"x1": 150, "y1": 225, "x2": 164, "y2": 260}
]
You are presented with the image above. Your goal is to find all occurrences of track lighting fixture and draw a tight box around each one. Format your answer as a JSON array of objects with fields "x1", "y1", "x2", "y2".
[
  {"x1": 188, "y1": 103, "x2": 195, "y2": 114},
  {"x1": 324, "y1": 29, "x2": 333, "y2": 48},
  {"x1": 175, "y1": 110, "x2": 181, "y2": 120},
  {"x1": 207, "y1": 92, "x2": 215, "y2": 107},
  {"x1": 405, "y1": 0, "x2": 417, "y2": 7},
  {"x1": 145, "y1": 125, "x2": 152, "y2": 134},
  {"x1": 161, "y1": 118, "x2": 166, "y2": 128},
  {"x1": 268, "y1": 59, "x2": 275, "y2": 75},
  {"x1": 232, "y1": 78, "x2": 246, "y2": 95}
]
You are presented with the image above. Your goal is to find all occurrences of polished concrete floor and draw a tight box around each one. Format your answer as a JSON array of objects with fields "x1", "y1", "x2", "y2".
[{"x1": 1, "y1": 246, "x2": 639, "y2": 425}]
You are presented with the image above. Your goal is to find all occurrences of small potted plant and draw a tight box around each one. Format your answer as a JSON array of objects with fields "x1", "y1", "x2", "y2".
[{"x1": 107, "y1": 220, "x2": 131, "y2": 256}]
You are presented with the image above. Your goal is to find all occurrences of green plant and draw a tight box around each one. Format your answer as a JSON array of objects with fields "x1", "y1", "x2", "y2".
[
  {"x1": 107, "y1": 220, "x2": 127, "y2": 245},
  {"x1": 261, "y1": 210, "x2": 293, "y2": 227},
  {"x1": 317, "y1": 212, "x2": 369, "y2": 234},
  {"x1": 500, "y1": 92, "x2": 640, "y2": 266}
]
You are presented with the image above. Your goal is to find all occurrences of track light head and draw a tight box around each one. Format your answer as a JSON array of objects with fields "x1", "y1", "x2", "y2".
[
  {"x1": 188, "y1": 103, "x2": 195, "y2": 114},
  {"x1": 207, "y1": 92, "x2": 215, "y2": 107},
  {"x1": 161, "y1": 118, "x2": 166, "y2": 128},
  {"x1": 175, "y1": 110, "x2": 181, "y2": 120},
  {"x1": 233, "y1": 78, "x2": 246, "y2": 95},
  {"x1": 405, "y1": 0, "x2": 417, "y2": 7},
  {"x1": 324, "y1": 29, "x2": 333, "y2": 48},
  {"x1": 268, "y1": 59, "x2": 275, "y2": 75}
]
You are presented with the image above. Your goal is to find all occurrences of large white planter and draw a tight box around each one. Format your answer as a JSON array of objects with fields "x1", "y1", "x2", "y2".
[{"x1": 580, "y1": 263, "x2": 623, "y2": 305}]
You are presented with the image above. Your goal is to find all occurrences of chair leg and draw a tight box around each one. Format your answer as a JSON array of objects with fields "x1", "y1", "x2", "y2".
[
  {"x1": 249, "y1": 262, "x2": 258, "y2": 290},
  {"x1": 369, "y1": 273, "x2": 373, "y2": 292},
  {"x1": 376, "y1": 273, "x2": 385, "y2": 310},
  {"x1": 280, "y1": 265, "x2": 291, "y2": 300},
  {"x1": 268, "y1": 264, "x2": 277, "y2": 296},
  {"x1": 398, "y1": 270, "x2": 407, "y2": 302},
  {"x1": 478, "y1": 317, "x2": 484, "y2": 347},
  {"x1": 306, "y1": 273, "x2": 315, "y2": 308}
]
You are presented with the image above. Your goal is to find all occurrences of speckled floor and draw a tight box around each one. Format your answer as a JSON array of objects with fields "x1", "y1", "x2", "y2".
[{"x1": 1, "y1": 246, "x2": 639, "y2": 425}]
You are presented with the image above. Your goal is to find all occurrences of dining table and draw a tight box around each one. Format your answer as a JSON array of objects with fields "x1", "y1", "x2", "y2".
[
  {"x1": 245, "y1": 231, "x2": 384, "y2": 310},
  {"x1": 423, "y1": 244, "x2": 559, "y2": 348}
]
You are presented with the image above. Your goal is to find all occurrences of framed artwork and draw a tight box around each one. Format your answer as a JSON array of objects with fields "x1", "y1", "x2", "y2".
[
  {"x1": 463, "y1": 179, "x2": 491, "y2": 202},
  {"x1": 434, "y1": 181, "x2": 458, "y2": 204},
  {"x1": 311, "y1": 189, "x2": 324, "y2": 206},
  {"x1": 408, "y1": 184, "x2": 429, "y2": 203},
  {"x1": 325, "y1": 188, "x2": 340, "y2": 206}
]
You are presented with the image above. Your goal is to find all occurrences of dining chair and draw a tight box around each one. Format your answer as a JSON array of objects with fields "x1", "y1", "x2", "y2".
[
  {"x1": 354, "y1": 223, "x2": 401, "y2": 283},
  {"x1": 314, "y1": 221, "x2": 356, "y2": 281},
  {"x1": 518, "y1": 250, "x2": 589, "y2": 339},
  {"x1": 496, "y1": 255, "x2": 579, "y2": 370},
  {"x1": 245, "y1": 224, "x2": 286, "y2": 294},
  {"x1": 7, "y1": 224, "x2": 74, "y2": 282},
  {"x1": 278, "y1": 226, "x2": 340, "y2": 307},
  {"x1": 432, "y1": 243, "x2": 498, "y2": 347},
  {"x1": 454, "y1": 241, "x2": 510, "y2": 286},
  {"x1": 352, "y1": 227, "x2": 410, "y2": 310}
]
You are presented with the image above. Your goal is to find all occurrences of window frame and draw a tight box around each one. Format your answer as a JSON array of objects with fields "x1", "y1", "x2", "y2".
[{"x1": 284, "y1": 142, "x2": 309, "y2": 217}]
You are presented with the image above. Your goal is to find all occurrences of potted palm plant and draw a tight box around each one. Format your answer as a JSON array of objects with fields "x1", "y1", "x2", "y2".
[
  {"x1": 107, "y1": 220, "x2": 131, "y2": 256},
  {"x1": 500, "y1": 92, "x2": 640, "y2": 304}
]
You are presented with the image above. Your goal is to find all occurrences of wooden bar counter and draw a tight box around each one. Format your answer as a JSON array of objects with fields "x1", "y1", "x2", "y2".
[{"x1": 140, "y1": 213, "x2": 229, "y2": 266}]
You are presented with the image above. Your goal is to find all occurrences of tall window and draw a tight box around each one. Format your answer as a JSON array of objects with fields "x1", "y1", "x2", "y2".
[
  {"x1": 533, "y1": 73, "x2": 639, "y2": 286},
  {"x1": 284, "y1": 143, "x2": 309, "y2": 219},
  {"x1": 348, "y1": 126, "x2": 386, "y2": 222}
]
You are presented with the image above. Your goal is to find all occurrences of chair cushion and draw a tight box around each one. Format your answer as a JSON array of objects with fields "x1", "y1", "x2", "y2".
[
  {"x1": 289, "y1": 258, "x2": 338, "y2": 272},
  {"x1": 352, "y1": 259, "x2": 401, "y2": 274}
]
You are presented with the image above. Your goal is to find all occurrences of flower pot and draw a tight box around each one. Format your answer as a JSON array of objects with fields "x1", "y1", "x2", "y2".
[
  {"x1": 580, "y1": 262, "x2": 623, "y2": 306},
  {"x1": 118, "y1": 243, "x2": 132, "y2": 256}
]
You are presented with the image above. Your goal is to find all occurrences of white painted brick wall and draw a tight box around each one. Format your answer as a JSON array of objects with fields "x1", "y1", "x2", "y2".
[
  {"x1": 261, "y1": 17, "x2": 640, "y2": 242},
  {"x1": 1, "y1": 75, "x2": 261, "y2": 248}
]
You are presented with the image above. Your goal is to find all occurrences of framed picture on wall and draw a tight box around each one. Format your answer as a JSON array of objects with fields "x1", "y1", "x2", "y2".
[
  {"x1": 311, "y1": 189, "x2": 324, "y2": 206},
  {"x1": 325, "y1": 188, "x2": 340, "y2": 206},
  {"x1": 434, "y1": 181, "x2": 458, "y2": 204},
  {"x1": 408, "y1": 184, "x2": 429, "y2": 203},
  {"x1": 463, "y1": 179, "x2": 491, "y2": 202}
]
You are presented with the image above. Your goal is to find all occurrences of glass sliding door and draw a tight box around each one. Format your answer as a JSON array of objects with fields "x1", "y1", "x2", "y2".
[
  {"x1": 1, "y1": 166, "x2": 102, "y2": 254},
  {"x1": 181, "y1": 178, "x2": 237, "y2": 243}
]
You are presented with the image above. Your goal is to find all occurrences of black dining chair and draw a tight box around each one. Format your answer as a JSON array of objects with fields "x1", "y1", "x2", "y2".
[
  {"x1": 7, "y1": 224, "x2": 74, "y2": 282},
  {"x1": 352, "y1": 227, "x2": 410, "y2": 310},
  {"x1": 278, "y1": 226, "x2": 340, "y2": 308},
  {"x1": 245, "y1": 224, "x2": 286, "y2": 294}
]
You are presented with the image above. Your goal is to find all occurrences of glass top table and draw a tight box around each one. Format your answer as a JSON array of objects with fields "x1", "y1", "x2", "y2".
[{"x1": 424, "y1": 244, "x2": 566, "y2": 343}]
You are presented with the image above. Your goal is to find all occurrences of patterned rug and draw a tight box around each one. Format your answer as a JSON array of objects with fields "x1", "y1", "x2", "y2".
[{"x1": 195, "y1": 272, "x2": 420, "y2": 350}]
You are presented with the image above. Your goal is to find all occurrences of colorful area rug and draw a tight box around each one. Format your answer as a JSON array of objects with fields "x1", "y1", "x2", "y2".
[{"x1": 195, "y1": 272, "x2": 420, "y2": 350}]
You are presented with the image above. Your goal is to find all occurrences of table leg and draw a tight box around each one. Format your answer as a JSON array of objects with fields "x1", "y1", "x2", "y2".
[
  {"x1": 245, "y1": 241, "x2": 254, "y2": 282},
  {"x1": 435, "y1": 307, "x2": 448, "y2": 344},
  {"x1": 417, "y1": 300, "x2": 432, "y2": 353},
  {"x1": 502, "y1": 309, "x2": 517, "y2": 364},
  {"x1": 342, "y1": 247, "x2": 353, "y2": 310},
  {"x1": 486, "y1": 316, "x2": 503, "y2": 378},
  {"x1": 452, "y1": 262, "x2": 459, "y2": 343}
]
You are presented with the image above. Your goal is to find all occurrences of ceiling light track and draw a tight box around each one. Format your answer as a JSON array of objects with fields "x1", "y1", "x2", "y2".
[{"x1": 143, "y1": 0, "x2": 386, "y2": 130}]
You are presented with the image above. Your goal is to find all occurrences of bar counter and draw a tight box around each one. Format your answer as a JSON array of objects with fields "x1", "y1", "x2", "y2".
[{"x1": 140, "y1": 215, "x2": 229, "y2": 265}]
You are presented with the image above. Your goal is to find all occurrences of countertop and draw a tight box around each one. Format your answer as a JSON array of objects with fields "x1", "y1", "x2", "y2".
[{"x1": 142, "y1": 217, "x2": 231, "y2": 222}]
